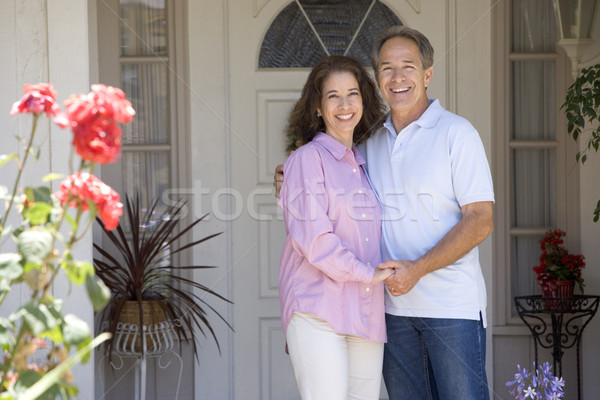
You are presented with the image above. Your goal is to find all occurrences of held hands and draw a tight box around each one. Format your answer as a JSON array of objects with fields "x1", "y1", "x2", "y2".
[
  {"x1": 275, "y1": 160, "x2": 417, "y2": 292},
  {"x1": 378, "y1": 259, "x2": 423, "y2": 296},
  {"x1": 370, "y1": 267, "x2": 394, "y2": 285}
]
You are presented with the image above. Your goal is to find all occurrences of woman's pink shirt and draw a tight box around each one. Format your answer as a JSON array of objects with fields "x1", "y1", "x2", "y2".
[{"x1": 278, "y1": 133, "x2": 386, "y2": 343}]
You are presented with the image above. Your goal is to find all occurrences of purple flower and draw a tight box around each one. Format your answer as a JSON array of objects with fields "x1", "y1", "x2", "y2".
[
  {"x1": 524, "y1": 386, "x2": 537, "y2": 398},
  {"x1": 506, "y1": 362, "x2": 564, "y2": 399}
]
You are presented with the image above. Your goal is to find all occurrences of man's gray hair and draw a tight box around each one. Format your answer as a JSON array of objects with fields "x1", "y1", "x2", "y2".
[{"x1": 371, "y1": 25, "x2": 435, "y2": 78}]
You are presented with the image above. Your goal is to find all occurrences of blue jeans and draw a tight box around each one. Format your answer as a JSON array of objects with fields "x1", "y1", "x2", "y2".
[{"x1": 383, "y1": 314, "x2": 489, "y2": 400}]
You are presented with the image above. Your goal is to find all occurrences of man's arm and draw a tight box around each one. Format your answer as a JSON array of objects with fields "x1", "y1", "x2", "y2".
[
  {"x1": 382, "y1": 201, "x2": 493, "y2": 296},
  {"x1": 273, "y1": 164, "x2": 284, "y2": 199}
]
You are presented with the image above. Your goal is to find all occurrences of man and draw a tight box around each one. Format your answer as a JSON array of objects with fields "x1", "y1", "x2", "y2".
[{"x1": 275, "y1": 26, "x2": 494, "y2": 400}]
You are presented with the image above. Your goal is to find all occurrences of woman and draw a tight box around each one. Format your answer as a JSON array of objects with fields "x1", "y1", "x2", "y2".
[{"x1": 278, "y1": 55, "x2": 390, "y2": 400}]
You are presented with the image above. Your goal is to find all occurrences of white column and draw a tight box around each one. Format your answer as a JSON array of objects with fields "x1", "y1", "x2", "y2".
[{"x1": 47, "y1": 1, "x2": 95, "y2": 399}]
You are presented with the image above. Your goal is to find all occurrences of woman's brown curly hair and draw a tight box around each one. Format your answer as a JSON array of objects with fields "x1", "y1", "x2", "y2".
[{"x1": 285, "y1": 56, "x2": 386, "y2": 152}]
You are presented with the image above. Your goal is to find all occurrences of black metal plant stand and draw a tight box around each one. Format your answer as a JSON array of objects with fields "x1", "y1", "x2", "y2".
[{"x1": 514, "y1": 295, "x2": 599, "y2": 400}]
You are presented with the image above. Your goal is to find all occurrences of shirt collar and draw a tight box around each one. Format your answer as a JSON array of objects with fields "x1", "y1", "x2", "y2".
[
  {"x1": 383, "y1": 98, "x2": 443, "y2": 136},
  {"x1": 313, "y1": 132, "x2": 366, "y2": 165}
]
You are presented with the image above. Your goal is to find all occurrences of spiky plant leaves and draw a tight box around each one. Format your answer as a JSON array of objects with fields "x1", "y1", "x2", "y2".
[{"x1": 93, "y1": 194, "x2": 232, "y2": 361}]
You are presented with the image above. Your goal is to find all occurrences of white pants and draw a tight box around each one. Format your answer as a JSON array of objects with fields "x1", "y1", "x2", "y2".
[{"x1": 286, "y1": 312, "x2": 384, "y2": 400}]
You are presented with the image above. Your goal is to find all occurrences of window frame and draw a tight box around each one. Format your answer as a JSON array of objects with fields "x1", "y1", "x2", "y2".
[
  {"x1": 492, "y1": 0, "x2": 581, "y2": 328},
  {"x1": 96, "y1": 0, "x2": 190, "y2": 205}
]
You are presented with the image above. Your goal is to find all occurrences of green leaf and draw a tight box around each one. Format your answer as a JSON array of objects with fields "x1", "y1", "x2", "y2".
[
  {"x1": 15, "y1": 369, "x2": 61, "y2": 400},
  {"x1": 0, "y1": 317, "x2": 14, "y2": 349},
  {"x1": 42, "y1": 173, "x2": 64, "y2": 182},
  {"x1": 0, "y1": 153, "x2": 19, "y2": 169},
  {"x1": 64, "y1": 213, "x2": 77, "y2": 232},
  {"x1": 15, "y1": 302, "x2": 60, "y2": 336},
  {"x1": 62, "y1": 260, "x2": 94, "y2": 285},
  {"x1": 62, "y1": 314, "x2": 91, "y2": 347},
  {"x1": 0, "y1": 279, "x2": 11, "y2": 297},
  {"x1": 24, "y1": 186, "x2": 52, "y2": 204},
  {"x1": 85, "y1": 274, "x2": 111, "y2": 311},
  {"x1": 15, "y1": 370, "x2": 42, "y2": 391},
  {"x1": 44, "y1": 297, "x2": 64, "y2": 318},
  {"x1": 22, "y1": 202, "x2": 54, "y2": 225},
  {"x1": 0, "y1": 225, "x2": 13, "y2": 240},
  {"x1": 23, "y1": 262, "x2": 42, "y2": 274},
  {"x1": 0, "y1": 253, "x2": 23, "y2": 281},
  {"x1": 17, "y1": 228, "x2": 53, "y2": 265},
  {"x1": 41, "y1": 325, "x2": 64, "y2": 344},
  {"x1": 583, "y1": 105, "x2": 595, "y2": 118},
  {"x1": 19, "y1": 332, "x2": 111, "y2": 400},
  {"x1": 27, "y1": 146, "x2": 40, "y2": 162}
]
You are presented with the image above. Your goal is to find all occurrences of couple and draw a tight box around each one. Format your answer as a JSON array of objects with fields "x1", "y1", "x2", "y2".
[{"x1": 275, "y1": 26, "x2": 494, "y2": 400}]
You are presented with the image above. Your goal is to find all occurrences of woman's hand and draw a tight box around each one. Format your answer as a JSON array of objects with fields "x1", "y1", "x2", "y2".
[
  {"x1": 379, "y1": 260, "x2": 423, "y2": 296},
  {"x1": 370, "y1": 267, "x2": 394, "y2": 285}
]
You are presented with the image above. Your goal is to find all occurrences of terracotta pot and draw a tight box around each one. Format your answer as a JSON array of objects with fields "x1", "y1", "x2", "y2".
[{"x1": 542, "y1": 280, "x2": 574, "y2": 311}]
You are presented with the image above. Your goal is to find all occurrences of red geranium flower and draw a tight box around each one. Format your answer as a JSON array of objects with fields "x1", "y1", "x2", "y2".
[
  {"x1": 72, "y1": 118, "x2": 122, "y2": 164},
  {"x1": 89, "y1": 84, "x2": 136, "y2": 124},
  {"x1": 60, "y1": 84, "x2": 135, "y2": 127},
  {"x1": 532, "y1": 229, "x2": 586, "y2": 292},
  {"x1": 10, "y1": 83, "x2": 62, "y2": 117},
  {"x1": 56, "y1": 84, "x2": 135, "y2": 164},
  {"x1": 55, "y1": 172, "x2": 123, "y2": 230}
]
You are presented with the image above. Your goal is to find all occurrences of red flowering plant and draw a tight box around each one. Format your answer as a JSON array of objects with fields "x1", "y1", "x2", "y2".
[
  {"x1": 532, "y1": 229, "x2": 586, "y2": 293},
  {"x1": 0, "y1": 83, "x2": 134, "y2": 399}
]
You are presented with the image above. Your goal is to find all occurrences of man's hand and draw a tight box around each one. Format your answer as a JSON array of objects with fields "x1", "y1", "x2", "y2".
[
  {"x1": 379, "y1": 260, "x2": 424, "y2": 296},
  {"x1": 274, "y1": 164, "x2": 284, "y2": 199},
  {"x1": 382, "y1": 201, "x2": 493, "y2": 297}
]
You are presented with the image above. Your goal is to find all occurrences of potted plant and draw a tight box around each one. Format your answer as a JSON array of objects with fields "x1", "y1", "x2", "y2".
[
  {"x1": 562, "y1": 63, "x2": 600, "y2": 222},
  {"x1": 93, "y1": 194, "x2": 232, "y2": 360},
  {"x1": 532, "y1": 229, "x2": 585, "y2": 306}
]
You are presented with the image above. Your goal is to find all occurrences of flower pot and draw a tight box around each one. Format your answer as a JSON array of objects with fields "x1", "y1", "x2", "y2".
[
  {"x1": 542, "y1": 280, "x2": 574, "y2": 311},
  {"x1": 114, "y1": 300, "x2": 174, "y2": 354}
]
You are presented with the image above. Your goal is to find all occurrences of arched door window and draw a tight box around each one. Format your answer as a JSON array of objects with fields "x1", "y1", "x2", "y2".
[{"x1": 259, "y1": 0, "x2": 402, "y2": 68}]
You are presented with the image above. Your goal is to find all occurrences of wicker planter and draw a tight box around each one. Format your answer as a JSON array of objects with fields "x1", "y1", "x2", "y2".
[{"x1": 113, "y1": 300, "x2": 176, "y2": 355}]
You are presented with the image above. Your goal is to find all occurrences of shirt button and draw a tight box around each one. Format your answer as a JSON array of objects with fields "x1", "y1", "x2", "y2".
[
  {"x1": 365, "y1": 237, "x2": 369, "y2": 242},
  {"x1": 367, "y1": 262, "x2": 371, "y2": 267},
  {"x1": 353, "y1": 168, "x2": 357, "y2": 173},
  {"x1": 358, "y1": 189, "x2": 363, "y2": 194},
  {"x1": 366, "y1": 287, "x2": 371, "y2": 292},
  {"x1": 362, "y1": 213, "x2": 367, "y2": 218}
]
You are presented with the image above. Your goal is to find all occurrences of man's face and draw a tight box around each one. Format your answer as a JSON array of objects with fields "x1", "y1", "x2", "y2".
[{"x1": 376, "y1": 36, "x2": 433, "y2": 116}]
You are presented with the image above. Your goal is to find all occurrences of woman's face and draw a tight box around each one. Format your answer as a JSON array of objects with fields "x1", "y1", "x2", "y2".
[{"x1": 317, "y1": 71, "x2": 363, "y2": 146}]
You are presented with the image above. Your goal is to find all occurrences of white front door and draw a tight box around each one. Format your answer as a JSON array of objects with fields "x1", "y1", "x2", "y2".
[
  {"x1": 225, "y1": 1, "x2": 439, "y2": 399},
  {"x1": 228, "y1": 1, "x2": 307, "y2": 399}
]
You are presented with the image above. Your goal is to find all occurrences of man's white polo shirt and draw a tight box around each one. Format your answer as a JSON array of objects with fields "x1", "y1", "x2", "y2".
[{"x1": 358, "y1": 99, "x2": 495, "y2": 326}]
